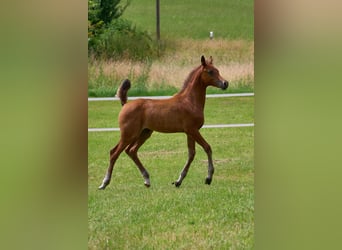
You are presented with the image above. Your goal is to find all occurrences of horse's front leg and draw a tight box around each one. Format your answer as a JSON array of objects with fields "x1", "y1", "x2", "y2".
[
  {"x1": 173, "y1": 135, "x2": 196, "y2": 187},
  {"x1": 189, "y1": 130, "x2": 214, "y2": 185}
]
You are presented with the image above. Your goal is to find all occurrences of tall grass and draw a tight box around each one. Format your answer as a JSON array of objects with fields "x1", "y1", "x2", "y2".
[{"x1": 88, "y1": 39, "x2": 254, "y2": 97}]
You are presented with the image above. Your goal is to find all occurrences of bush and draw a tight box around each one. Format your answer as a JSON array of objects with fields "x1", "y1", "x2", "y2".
[
  {"x1": 89, "y1": 19, "x2": 155, "y2": 61},
  {"x1": 88, "y1": 0, "x2": 130, "y2": 38},
  {"x1": 88, "y1": 0, "x2": 157, "y2": 61}
]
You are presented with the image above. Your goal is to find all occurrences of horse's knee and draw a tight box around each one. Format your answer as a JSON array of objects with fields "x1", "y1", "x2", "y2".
[
  {"x1": 189, "y1": 149, "x2": 196, "y2": 161},
  {"x1": 125, "y1": 147, "x2": 137, "y2": 158},
  {"x1": 110, "y1": 147, "x2": 117, "y2": 155},
  {"x1": 204, "y1": 144, "x2": 212, "y2": 155},
  {"x1": 109, "y1": 144, "x2": 120, "y2": 157}
]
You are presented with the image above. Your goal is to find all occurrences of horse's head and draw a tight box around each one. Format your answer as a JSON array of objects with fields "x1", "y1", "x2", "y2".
[{"x1": 200, "y1": 55, "x2": 229, "y2": 90}]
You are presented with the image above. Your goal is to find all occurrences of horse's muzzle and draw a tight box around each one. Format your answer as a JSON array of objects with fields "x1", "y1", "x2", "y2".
[{"x1": 221, "y1": 80, "x2": 229, "y2": 90}]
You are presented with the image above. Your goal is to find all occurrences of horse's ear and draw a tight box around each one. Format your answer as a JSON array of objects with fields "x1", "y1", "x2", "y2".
[
  {"x1": 201, "y1": 55, "x2": 206, "y2": 66},
  {"x1": 209, "y1": 56, "x2": 213, "y2": 65}
]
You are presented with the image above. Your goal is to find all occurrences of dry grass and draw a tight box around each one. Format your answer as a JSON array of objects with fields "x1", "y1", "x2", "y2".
[{"x1": 88, "y1": 39, "x2": 254, "y2": 89}]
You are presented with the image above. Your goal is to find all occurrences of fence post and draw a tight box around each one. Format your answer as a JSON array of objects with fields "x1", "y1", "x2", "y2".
[{"x1": 156, "y1": 0, "x2": 160, "y2": 41}]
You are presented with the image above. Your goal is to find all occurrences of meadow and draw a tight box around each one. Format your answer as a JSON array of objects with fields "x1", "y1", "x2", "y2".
[
  {"x1": 122, "y1": 0, "x2": 254, "y2": 40},
  {"x1": 89, "y1": 0, "x2": 254, "y2": 248},
  {"x1": 88, "y1": 96, "x2": 254, "y2": 249},
  {"x1": 88, "y1": 0, "x2": 254, "y2": 97}
]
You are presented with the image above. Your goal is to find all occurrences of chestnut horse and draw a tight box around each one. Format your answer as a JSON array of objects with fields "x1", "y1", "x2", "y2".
[{"x1": 99, "y1": 56, "x2": 228, "y2": 189}]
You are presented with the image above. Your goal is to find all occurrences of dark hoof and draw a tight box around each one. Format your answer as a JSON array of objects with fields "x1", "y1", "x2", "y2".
[
  {"x1": 205, "y1": 178, "x2": 212, "y2": 185},
  {"x1": 98, "y1": 179, "x2": 110, "y2": 190},
  {"x1": 172, "y1": 181, "x2": 181, "y2": 188},
  {"x1": 144, "y1": 183, "x2": 151, "y2": 188}
]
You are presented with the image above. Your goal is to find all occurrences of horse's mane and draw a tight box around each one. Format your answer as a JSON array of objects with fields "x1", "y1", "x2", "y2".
[{"x1": 178, "y1": 65, "x2": 202, "y2": 94}]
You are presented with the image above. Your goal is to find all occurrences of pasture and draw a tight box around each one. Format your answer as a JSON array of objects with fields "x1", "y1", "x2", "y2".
[
  {"x1": 88, "y1": 96, "x2": 254, "y2": 249},
  {"x1": 122, "y1": 0, "x2": 254, "y2": 40},
  {"x1": 89, "y1": 0, "x2": 254, "y2": 248}
]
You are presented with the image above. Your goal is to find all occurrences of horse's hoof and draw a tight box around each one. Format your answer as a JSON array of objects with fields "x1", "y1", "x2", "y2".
[
  {"x1": 172, "y1": 181, "x2": 181, "y2": 188},
  {"x1": 205, "y1": 177, "x2": 212, "y2": 185},
  {"x1": 99, "y1": 177, "x2": 110, "y2": 190},
  {"x1": 144, "y1": 179, "x2": 151, "y2": 188}
]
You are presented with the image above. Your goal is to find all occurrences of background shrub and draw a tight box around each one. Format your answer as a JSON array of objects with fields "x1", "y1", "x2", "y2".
[
  {"x1": 89, "y1": 19, "x2": 155, "y2": 61},
  {"x1": 88, "y1": 0, "x2": 157, "y2": 61}
]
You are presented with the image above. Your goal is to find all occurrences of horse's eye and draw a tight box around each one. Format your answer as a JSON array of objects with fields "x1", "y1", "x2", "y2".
[{"x1": 207, "y1": 69, "x2": 213, "y2": 75}]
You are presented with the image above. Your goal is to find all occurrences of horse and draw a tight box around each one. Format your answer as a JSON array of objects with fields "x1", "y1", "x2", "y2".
[{"x1": 98, "y1": 55, "x2": 229, "y2": 189}]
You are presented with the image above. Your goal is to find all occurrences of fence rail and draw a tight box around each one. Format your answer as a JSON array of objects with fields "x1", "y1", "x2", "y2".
[
  {"x1": 88, "y1": 93, "x2": 254, "y2": 102},
  {"x1": 88, "y1": 123, "x2": 254, "y2": 132},
  {"x1": 88, "y1": 93, "x2": 254, "y2": 132}
]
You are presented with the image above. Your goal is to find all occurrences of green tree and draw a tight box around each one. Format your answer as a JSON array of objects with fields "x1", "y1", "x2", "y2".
[
  {"x1": 88, "y1": 0, "x2": 130, "y2": 39},
  {"x1": 99, "y1": 0, "x2": 125, "y2": 24},
  {"x1": 88, "y1": 0, "x2": 156, "y2": 60}
]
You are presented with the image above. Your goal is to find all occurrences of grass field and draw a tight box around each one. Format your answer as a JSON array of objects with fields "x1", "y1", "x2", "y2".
[
  {"x1": 122, "y1": 0, "x2": 254, "y2": 40},
  {"x1": 89, "y1": 0, "x2": 254, "y2": 248},
  {"x1": 88, "y1": 96, "x2": 254, "y2": 249}
]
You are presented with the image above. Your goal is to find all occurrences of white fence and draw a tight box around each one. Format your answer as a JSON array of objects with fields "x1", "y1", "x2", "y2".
[
  {"x1": 88, "y1": 123, "x2": 254, "y2": 132},
  {"x1": 88, "y1": 93, "x2": 254, "y2": 102},
  {"x1": 88, "y1": 93, "x2": 254, "y2": 132}
]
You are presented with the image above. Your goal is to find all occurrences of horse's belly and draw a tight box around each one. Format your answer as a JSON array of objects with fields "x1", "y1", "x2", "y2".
[
  {"x1": 153, "y1": 127, "x2": 184, "y2": 133},
  {"x1": 146, "y1": 118, "x2": 184, "y2": 133}
]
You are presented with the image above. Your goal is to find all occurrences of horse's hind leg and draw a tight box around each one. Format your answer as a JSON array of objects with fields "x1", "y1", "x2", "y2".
[
  {"x1": 125, "y1": 129, "x2": 153, "y2": 187},
  {"x1": 98, "y1": 140, "x2": 129, "y2": 190},
  {"x1": 173, "y1": 135, "x2": 196, "y2": 187}
]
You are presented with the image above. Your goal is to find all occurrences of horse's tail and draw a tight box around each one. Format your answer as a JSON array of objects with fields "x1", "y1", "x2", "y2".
[{"x1": 116, "y1": 79, "x2": 131, "y2": 106}]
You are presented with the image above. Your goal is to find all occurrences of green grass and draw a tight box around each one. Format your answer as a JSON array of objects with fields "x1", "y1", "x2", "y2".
[
  {"x1": 88, "y1": 97, "x2": 254, "y2": 249},
  {"x1": 88, "y1": 81, "x2": 179, "y2": 97},
  {"x1": 122, "y1": 0, "x2": 254, "y2": 40},
  {"x1": 88, "y1": 0, "x2": 254, "y2": 245},
  {"x1": 88, "y1": 130, "x2": 254, "y2": 249}
]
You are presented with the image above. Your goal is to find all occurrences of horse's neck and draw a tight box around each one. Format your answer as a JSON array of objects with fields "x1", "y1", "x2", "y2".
[{"x1": 180, "y1": 78, "x2": 207, "y2": 110}]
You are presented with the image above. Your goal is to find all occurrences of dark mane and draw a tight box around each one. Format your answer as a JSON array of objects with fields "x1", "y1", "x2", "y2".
[{"x1": 178, "y1": 65, "x2": 202, "y2": 93}]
